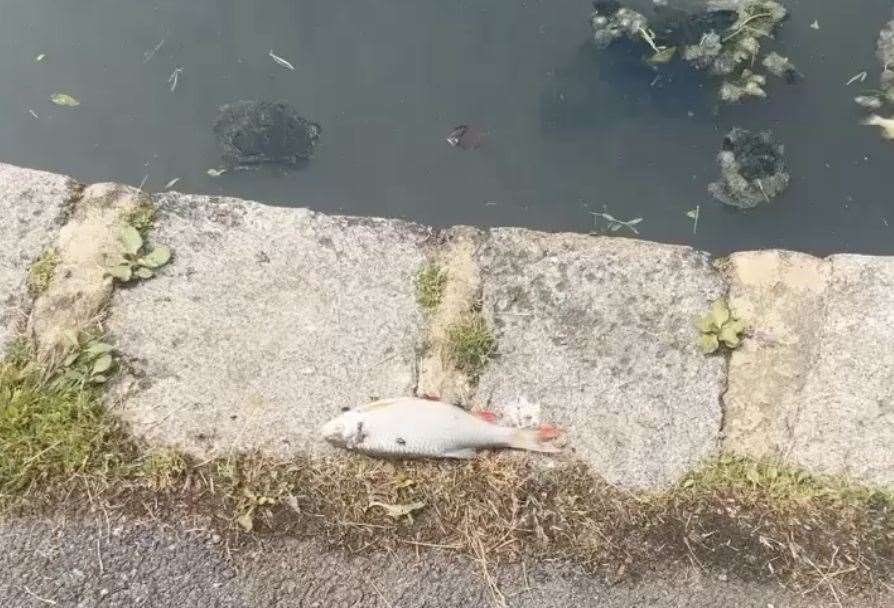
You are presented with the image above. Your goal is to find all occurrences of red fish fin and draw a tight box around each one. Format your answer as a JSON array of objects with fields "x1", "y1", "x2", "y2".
[
  {"x1": 471, "y1": 410, "x2": 500, "y2": 423},
  {"x1": 536, "y1": 423, "x2": 561, "y2": 441},
  {"x1": 508, "y1": 426, "x2": 562, "y2": 454}
]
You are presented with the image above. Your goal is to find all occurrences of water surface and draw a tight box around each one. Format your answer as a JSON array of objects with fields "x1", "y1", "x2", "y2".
[{"x1": 0, "y1": 0, "x2": 891, "y2": 255}]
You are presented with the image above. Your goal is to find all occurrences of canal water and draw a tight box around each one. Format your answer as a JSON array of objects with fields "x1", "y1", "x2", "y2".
[{"x1": 0, "y1": 0, "x2": 891, "y2": 255}]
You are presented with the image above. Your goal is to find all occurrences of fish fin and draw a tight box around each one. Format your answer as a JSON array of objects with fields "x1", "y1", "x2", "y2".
[
  {"x1": 508, "y1": 425, "x2": 563, "y2": 454},
  {"x1": 442, "y1": 448, "x2": 477, "y2": 459},
  {"x1": 471, "y1": 410, "x2": 500, "y2": 423}
]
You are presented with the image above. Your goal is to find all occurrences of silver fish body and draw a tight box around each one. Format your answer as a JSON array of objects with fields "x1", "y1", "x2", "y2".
[{"x1": 320, "y1": 397, "x2": 558, "y2": 459}]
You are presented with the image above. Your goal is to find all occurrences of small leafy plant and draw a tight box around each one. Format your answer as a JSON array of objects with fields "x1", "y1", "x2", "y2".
[
  {"x1": 107, "y1": 226, "x2": 171, "y2": 282},
  {"x1": 695, "y1": 298, "x2": 746, "y2": 354},
  {"x1": 57, "y1": 330, "x2": 117, "y2": 386},
  {"x1": 417, "y1": 264, "x2": 447, "y2": 310}
]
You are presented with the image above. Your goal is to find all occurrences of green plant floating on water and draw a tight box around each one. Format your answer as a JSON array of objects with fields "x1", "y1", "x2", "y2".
[
  {"x1": 417, "y1": 264, "x2": 447, "y2": 310},
  {"x1": 107, "y1": 226, "x2": 171, "y2": 283},
  {"x1": 695, "y1": 298, "x2": 746, "y2": 354}
]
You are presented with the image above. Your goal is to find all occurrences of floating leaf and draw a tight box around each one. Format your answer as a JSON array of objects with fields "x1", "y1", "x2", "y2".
[
  {"x1": 50, "y1": 92, "x2": 80, "y2": 107},
  {"x1": 697, "y1": 333, "x2": 719, "y2": 354},
  {"x1": 368, "y1": 500, "x2": 426, "y2": 520},
  {"x1": 709, "y1": 299, "x2": 730, "y2": 329},
  {"x1": 206, "y1": 168, "x2": 226, "y2": 177},
  {"x1": 134, "y1": 267, "x2": 154, "y2": 280},
  {"x1": 140, "y1": 246, "x2": 171, "y2": 269},
  {"x1": 92, "y1": 354, "x2": 113, "y2": 374},
  {"x1": 686, "y1": 209, "x2": 698, "y2": 219},
  {"x1": 609, "y1": 223, "x2": 622, "y2": 232},
  {"x1": 809, "y1": 20, "x2": 820, "y2": 30},
  {"x1": 34, "y1": 53, "x2": 46, "y2": 63},
  {"x1": 164, "y1": 177, "x2": 180, "y2": 190},
  {"x1": 627, "y1": 218, "x2": 643, "y2": 225},
  {"x1": 107, "y1": 264, "x2": 133, "y2": 282},
  {"x1": 236, "y1": 512, "x2": 254, "y2": 532},
  {"x1": 648, "y1": 46, "x2": 677, "y2": 64}
]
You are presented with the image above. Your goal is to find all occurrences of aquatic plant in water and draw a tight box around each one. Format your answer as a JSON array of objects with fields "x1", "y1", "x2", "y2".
[
  {"x1": 858, "y1": 17, "x2": 894, "y2": 139},
  {"x1": 590, "y1": 1, "x2": 796, "y2": 104},
  {"x1": 708, "y1": 128, "x2": 788, "y2": 208}
]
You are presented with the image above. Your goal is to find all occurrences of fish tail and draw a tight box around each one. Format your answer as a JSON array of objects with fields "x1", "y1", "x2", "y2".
[{"x1": 508, "y1": 424, "x2": 562, "y2": 454}]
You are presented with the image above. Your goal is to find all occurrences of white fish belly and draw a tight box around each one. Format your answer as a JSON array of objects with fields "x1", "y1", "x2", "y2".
[{"x1": 355, "y1": 399, "x2": 511, "y2": 458}]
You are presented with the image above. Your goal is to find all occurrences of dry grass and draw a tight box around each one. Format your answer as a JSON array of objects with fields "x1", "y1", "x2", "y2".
[{"x1": 0, "y1": 355, "x2": 891, "y2": 598}]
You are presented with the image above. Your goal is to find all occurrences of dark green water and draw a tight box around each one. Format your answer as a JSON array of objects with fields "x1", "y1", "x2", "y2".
[{"x1": 0, "y1": 0, "x2": 892, "y2": 255}]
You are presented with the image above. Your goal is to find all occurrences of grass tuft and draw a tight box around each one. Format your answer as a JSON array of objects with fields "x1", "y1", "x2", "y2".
[
  {"x1": 0, "y1": 359, "x2": 132, "y2": 497},
  {"x1": 416, "y1": 264, "x2": 447, "y2": 310},
  {"x1": 446, "y1": 313, "x2": 496, "y2": 378},
  {"x1": 26, "y1": 248, "x2": 60, "y2": 297}
]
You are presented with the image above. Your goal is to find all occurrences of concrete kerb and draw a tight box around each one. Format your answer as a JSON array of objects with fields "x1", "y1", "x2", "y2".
[{"x1": 1, "y1": 162, "x2": 892, "y2": 490}]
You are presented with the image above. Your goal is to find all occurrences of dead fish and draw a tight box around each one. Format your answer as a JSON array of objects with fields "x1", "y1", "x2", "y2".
[
  {"x1": 446, "y1": 125, "x2": 486, "y2": 150},
  {"x1": 864, "y1": 114, "x2": 894, "y2": 139},
  {"x1": 320, "y1": 397, "x2": 561, "y2": 459}
]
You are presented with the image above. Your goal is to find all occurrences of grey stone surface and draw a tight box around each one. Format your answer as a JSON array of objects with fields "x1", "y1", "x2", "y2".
[
  {"x1": 724, "y1": 250, "x2": 894, "y2": 486},
  {"x1": 2, "y1": 516, "x2": 887, "y2": 608},
  {"x1": 107, "y1": 193, "x2": 430, "y2": 458},
  {"x1": 474, "y1": 229, "x2": 726, "y2": 489},
  {"x1": 0, "y1": 162, "x2": 76, "y2": 355}
]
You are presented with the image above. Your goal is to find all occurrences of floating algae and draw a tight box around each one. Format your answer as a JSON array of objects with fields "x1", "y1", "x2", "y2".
[
  {"x1": 859, "y1": 15, "x2": 894, "y2": 139},
  {"x1": 708, "y1": 128, "x2": 789, "y2": 209},
  {"x1": 213, "y1": 100, "x2": 321, "y2": 170},
  {"x1": 589, "y1": 0, "x2": 797, "y2": 104}
]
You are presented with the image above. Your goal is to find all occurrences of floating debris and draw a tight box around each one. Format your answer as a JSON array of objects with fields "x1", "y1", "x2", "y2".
[
  {"x1": 708, "y1": 128, "x2": 789, "y2": 209},
  {"x1": 589, "y1": 1, "x2": 797, "y2": 104},
  {"x1": 164, "y1": 177, "x2": 181, "y2": 189},
  {"x1": 143, "y1": 38, "x2": 165, "y2": 63},
  {"x1": 762, "y1": 52, "x2": 799, "y2": 82},
  {"x1": 213, "y1": 100, "x2": 321, "y2": 170},
  {"x1": 268, "y1": 50, "x2": 295, "y2": 71},
  {"x1": 810, "y1": 20, "x2": 820, "y2": 30},
  {"x1": 846, "y1": 71, "x2": 868, "y2": 86},
  {"x1": 446, "y1": 125, "x2": 486, "y2": 150},
  {"x1": 593, "y1": 212, "x2": 643, "y2": 235},
  {"x1": 50, "y1": 92, "x2": 80, "y2": 107},
  {"x1": 206, "y1": 168, "x2": 227, "y2": 177},
  {"x1": 863, "y1": 115, "x2": 894, "y2": 139},
  {"x1": 137, "y1": 174, "x2": 149, "y2": 191},
  {"x1": 27, "y1": 108, "x2": 39, "y2": 120},
  {"x1": 168, "y1": 67, "x2": 182, "y2": 92},
  {"x1": 34, "y1": 53, "x2": 46, "y2": 63},
  {"x1": 686, "y1": 206, "x2": 700, "y2": 234},
  {"x1": 855, "y1": 95, "x2": 884, "y2": 111}
]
